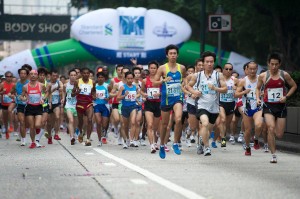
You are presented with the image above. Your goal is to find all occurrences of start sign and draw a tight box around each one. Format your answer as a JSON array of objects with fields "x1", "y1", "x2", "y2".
[{"x1": 0, "y1": 14, "x2": 70, "y2": 40}]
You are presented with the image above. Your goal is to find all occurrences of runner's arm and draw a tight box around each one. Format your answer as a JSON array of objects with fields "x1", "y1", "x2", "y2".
[
  {"x1": 213, "y1": 73, "x2": 228, "y2": 93},
  {"x1": 235, "y1": 79, "x2": 247, "y2": 98},
  {"x1": 284, "y1": 72, "x2": 297, "y2": 99},
  {"x1": 256, "y1": 73, "x2": 264, "y2": 104},
  {"x1": 116, "y1": 86, "x2": 125, "y2": 101}
]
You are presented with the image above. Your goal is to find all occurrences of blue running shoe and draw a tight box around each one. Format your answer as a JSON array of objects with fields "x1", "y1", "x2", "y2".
[
  {"x1": 211, "y1": 141, "x2": 218, "y2": 148},
  {"x1": 172, "y1": 143, "x2": 181, "y2": 155},
  {"x1": 159, "y1": 146, "x2": 166, "y2": 159}
]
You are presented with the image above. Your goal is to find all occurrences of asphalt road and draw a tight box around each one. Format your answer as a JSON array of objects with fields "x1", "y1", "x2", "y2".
[{"x1": 1, "y1": 131, "x2": 299, "y2": 199}]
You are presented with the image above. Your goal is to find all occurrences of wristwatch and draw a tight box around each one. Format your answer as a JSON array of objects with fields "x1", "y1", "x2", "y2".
[{"x1": 188, "y1": 93, "x2": 192, "y2": 97}]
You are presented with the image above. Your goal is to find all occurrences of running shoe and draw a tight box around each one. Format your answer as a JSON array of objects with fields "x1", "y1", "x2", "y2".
[
  {"x1": 154, "y1": 143, "x2": 159, "y2": 150},
  {"x1": 237, "y1": 133, "x2": 244, "y2": 143},
  {"x1": 85, "y1": 140, "x2": 91, "y2": 146},
  {"x1": 229, "y1": 135, "x2": 235, "y2": 145},
  {"x1": 8, "y1": 125, "x2": 13, "y2": 132},
  {"x1": 48, "y1": 137, "x2": 53, "y2": 144},
  {"x1": 190, "y1": 135, "x2": 196, "y2": 143},
  {"x1": 123, "y1": 142, "x2": 128, "y2": 149},
  {"x1": 140, "y1": 139, "x2": 146, "y2": 146},
  {"x1": 150, "y1": 144, "x2": 156, "y2": 154},
  {"x1": 130, "y1": 140, "x2": 135, "y2": 147},
  {"x1": 204, "y1": 147, "x2": 211, "y2": 156},
  {"x1": 16, "y1": 137, "x2": 21, "y2": 142},
  {"x1": 5, "y1": 132, "x2": 9, "y2": 139},
  {"x1": 172, "y1": 143, "x2": 181, "y2": 155},
  {"x1": 221, "y1": 138, "x2": 226, "y2": 147},
  {"x1": 53, "y1": 134, "x2": 61, "y2": 140},
  {"x1": 21, "y1": 140, "x2": 26, "y2": 146},
  {"x1": 60, "y1": 125, "x2": 64, "y2": 130},
  {"x1": 197, "y1": 144, "x2": 204, "y2": 155},
  {"x1": 36, "y1": 141, "x2": 44, "y2": 148},
  {"x1": 98, "y1": 141, "x2": 103, "y2": 147},
  {"x1": 133, "y1": 140, "x2": 139, "y2": 147},
  {"x1": 159, "y1": 145, "x2": 166, "y2": 159},
  {"x1": 71, "y1": 137, "x2": 76, "y2": 145},
  {"x1": 29, "y1": 142, "x2": 36, "y2": 149},
  {"x1": 242, "y1": 143, "x2": 247, "y2": 150},
  {"x1": 164, "y1": 145, "x2": 170, "y2": 152},
  {"x1": 270, "y1": 155, "x2": 277, "y2": 163},
  {"x1": 245, "y1": 147, "x2": 251, "y2": 156},
  {"x1": 253, "y1": 140, "x2": 260, "y2": 150},
  {"x1": 264, "y1": 143, "x2": 269, "y2": 153},
  {"x1": 101, "y1": 137, "x2": 107, "y2": 144},
  {"x1": 117, "y1": 136, "x2": 123, "y2": 145},
  {"x1": 186, "y1": 138, "x2": 192, "y2": 147},
  {"x1": 211, "y1": 141, "x2": 217, "y2": 148},
  {"x1": 78, "y1": 135, "x2": 83, "y2": 143}
]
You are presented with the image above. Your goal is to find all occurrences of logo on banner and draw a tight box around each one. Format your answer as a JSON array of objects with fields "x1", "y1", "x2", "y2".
[
  {"x1": 153, "y1": 23, "x2": 177, "y2": 38},
  {"x1": 119, "y1": 16, "x2": 145, "y2": 49}
]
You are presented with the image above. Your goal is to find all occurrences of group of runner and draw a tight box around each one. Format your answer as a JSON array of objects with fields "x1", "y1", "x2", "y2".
[{"x1": 0, "y1": 44, "x2": 297, "y2": 164}]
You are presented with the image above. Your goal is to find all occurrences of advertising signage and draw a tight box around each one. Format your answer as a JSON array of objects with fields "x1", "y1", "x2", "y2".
[{"x1": 0, "y1": 14, "x2": 70, "y2": 40}]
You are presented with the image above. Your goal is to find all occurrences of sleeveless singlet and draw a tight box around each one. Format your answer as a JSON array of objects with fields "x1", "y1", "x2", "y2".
[
  {"x1": 76, "y1": 78, "x2": 93, "y2": 103},
  {"x1": 263, "y1": 70, "x2": 286, "y2": 103},
  {"x1": 122, "y1": 84, "x2": 137, "y2": 107},
  {"x1": 27, "y1": 82, "x2": 42, "y2": 106},
  {"x1": 94, "y1": 82, "x2": 109, "y2": 105},
  {"x1": 16, "y1": 80, "x2": 29, "y2": 105},
  {"x1": 65, "y1": 82, "x2": 77, "y2": 108},
  {"x1": 145, "y1": 76, "x2": 160, "y2": 102}
]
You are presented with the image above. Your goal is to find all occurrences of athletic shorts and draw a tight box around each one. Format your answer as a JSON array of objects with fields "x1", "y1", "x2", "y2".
[
  {"x1": 136, "y1": 105, "x2": 142, "y2": 112},
  {"x1": 121, "y1": 105, "x2": 136, "y2": 118},
  {"x1": 16, "y1": 104, "x2": 26, "y2": 114},
  {"x1": 263, "y1": 102, "x2": 287, "y2": 119},
  {"x1": 196, "y1": 109, "x2": 219, "y2": 124},
  {"x1": 43, "y1": 105, "x2": 49, "y2": 113},
  {"x1": 94, "y1": 104, "x2": 110, "y2": 118},
  {"x1": 1, "y1": 105, "x2": 8, "y2": 110},
  {"x1": 0, "y1": 103, "x2": 2, "y2": 109},
  {"x1": 181, "y1": 111, "x2": 189, "y2": 124},
  {"x1": 144, "y1": 101, "x2": 161, "y2": 118},
  {"x1": 161, "y1": 100, "x2": 183, "y2": 112},
  {"x1": 76, "y1": 102, "x2": 93, "y2": 114},
  {"x1": 48, "y1": 103, "x2": 61, "y2": 114},
  {"x1": 65, "y1": 107, "x2": 78, "y2": 117},
  {"x1": 220, "y1": 101, "x2": 235, "y2": 116},
  {"x1": 187, "y1": 103, "x2": 197, "y2": 115},
  {"x1": 25, "y1": 104, "x2": 43, "y2": 116},
  {"x1": 234, "y1": 107, "x2": 242, "y2": 117},
  {"x1": 244, "y1": 107, "x2": 261, "y2": 117},
  {"x1": 112, "y1": 103, "x2": 119, "y2": 110},
  {"x1": 118, "y1": 103, "x2": 122, "y2": 115}
]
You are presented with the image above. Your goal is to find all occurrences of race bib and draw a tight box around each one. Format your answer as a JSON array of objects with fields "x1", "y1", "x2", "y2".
[
  {"x1": 3, "y1": 94, "x2": 12, "y2": 103},
  {"x1": 29, "y1": 94, "x2": 41, "y2": 104},
  {"x1": 166, "y1": 83, "x2": 181, "y2": 97},
  {"x1": 147, "y1": 88, "x2": 160, "y2": 99},
  {"x1": 52, "y1": 94, "x2": 59, "y2": 104},
  {"x1": 79, "y1": 84, "x2": 92, "y2": 95},
  {"x1": 96, "y1": 90, "x2": 106, "y2": 99},
  {"x1": 201, "y1": 84, "x2": 216, "y2": 95},
  {"x1": 246, "y1": 89, "x2": 256, "y2": 100},
  {"x1": 220, "y1": 90, "x2": 234, "y2": 102},
  {"x1": 125, "y1": 91, "x2": 136, "y2": 101},
  {"x1": 267, "y1": 88, "x2": 283, "y2": 102}
]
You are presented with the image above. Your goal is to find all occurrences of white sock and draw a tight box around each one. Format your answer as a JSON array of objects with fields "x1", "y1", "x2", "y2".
[{"x1": 36, "y1": 129, "x2": 45, "y2": 141}]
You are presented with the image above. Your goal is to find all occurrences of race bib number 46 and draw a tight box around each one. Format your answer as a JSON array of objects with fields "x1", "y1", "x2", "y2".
[{"x1": 267, "y1": 88, "x2": 283, "y2": 102}]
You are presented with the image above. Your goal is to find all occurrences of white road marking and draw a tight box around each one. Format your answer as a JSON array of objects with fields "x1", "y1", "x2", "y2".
[
  {"x1": 93, "y1": 148, "x2": 206, "y2": 199},
  {"x1": 85, "y1": 152, "x2": 95, "y2": 155},
  {"x1": 103, "y1": 162, "x2": 116, "y2": 166},
  {"x1": 130, "y1": 179, "x2": 148, "y2": 185}
]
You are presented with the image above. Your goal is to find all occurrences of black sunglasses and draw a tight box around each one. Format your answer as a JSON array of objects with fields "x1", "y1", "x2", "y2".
[{"x1": 224, "y1": 68, "x2": 233, "y2": 71}]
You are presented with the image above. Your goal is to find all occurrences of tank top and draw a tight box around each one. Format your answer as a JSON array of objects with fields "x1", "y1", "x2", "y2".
[
  {"x1": 111, "y1": 77, "x2": 122, "y2": 104},
  {"x1": 186, "y1": 72, "x2": 199, "y2": 106},
  {"x1": 122, "y1": 84, "x2": 137, "y2": 107},
  {"x1": 145, "y1": 76, "x2": 160, "y2": 102},
  {"x1": 16, "y1": 80, "x2": 29, "y2": 105},
  {"x1": 94, "y1": 82, "x2": 109, "y2": 105},
  {"x1": 263, "y1": 70, "x2": 286, "y2": 103},
  {"x1": 161, "y1": 63, "x2": 183, "y2": 106},
  {"x1": 42, "y1": 80, "x2": 48, "y2": 107},
  {"x1": 133, "y1": 80, "x2": 142, "y2": 105},
  {"x1": 76, "y1": 78, "x2": 93, "y2": 103},
  {"x1": 220, "y1": 77, "x2": 235, "y2": 102},
  {"x1": 51, "y1": 80, "x2": 60, "y2": 105},
  {"x1": 27, "y1": 82, "x2": 42, "y2": 106},
  {"x1": 243, "y1": 76, "x2": 258, "y2": 110},
  {"x1": 65, "y1": 82, "x2": 77, "y2": 108},
  {"x1": 195, "y1": 71, "x2": 220, "y2": 113},
  {"x1": 2, "y1": 81, "x2": 15, "y2": 106}
]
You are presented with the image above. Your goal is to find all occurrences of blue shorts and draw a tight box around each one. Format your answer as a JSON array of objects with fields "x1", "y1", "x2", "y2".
[
  {"x1": 121, "y1": 105, "x2": 136, "y2": 118},
  {"x1": 136, "y1": 105, "x2": 142, "y2": 112},
  {"x1": 244, "y1": 107, "x2": 261, "y2": 117},
  {"x1": 94, "y1": 104, "x2": 110, "y2": 118}
]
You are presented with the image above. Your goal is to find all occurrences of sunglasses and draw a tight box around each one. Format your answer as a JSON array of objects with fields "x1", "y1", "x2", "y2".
[{"x1": 224, "y1": 68, "x2": 233, "y2": 71}]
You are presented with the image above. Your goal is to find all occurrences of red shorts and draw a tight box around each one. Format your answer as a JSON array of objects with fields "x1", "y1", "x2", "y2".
[{"x1": 76, "y1": 102, "x2": 93, "y2": 114}]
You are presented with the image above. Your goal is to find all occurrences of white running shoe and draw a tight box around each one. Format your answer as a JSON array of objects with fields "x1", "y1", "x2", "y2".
[
  {"x1": 133, "y1": 140, "x2": 139, "y2": 147},
  {"x1": 150, "y1": 144, "x2": 156, "y2": 153},
  {"x1": 229, "y1": 135, "x2": 235, "y2": 145},
  {"x1": 186, "y1": 138, "x2": 191, "y2": 147},
  {"x1": 204, "y1": 147, "x2": 211, "y2": 156},
  {"x1": 140, "y1": 139, "x2": 146, "y2": 146},
  {"x1": 190, "y1": 135, "x2": 195, "y2": 143},
  {"x1": 123, "y1": 143, "x2": 128, "y2": 149},
  {"x1": 237, "y1": 133, "x2": 244, "y2": 143},
  {"x1": 21, "y1": 140, "x2": 26, "y2": 146},
  {"x1": 98, "y1": 141, "x2": 103, "y2": 147},
  {"x1": 270, "y1": 155, "x2": 277, "y2": 163},
  {"x1": 130, "y1": 140, "x2": 135, "y2": 147},
  {"x1": 117, "y1": 136, "x2": 123, "y2": 145},
  {"x1": 35, "y1": 141, "x2": 44, "y2": 148},
  {"x1": 264, "y1": 143, "x2": 269, "y2": 153}
]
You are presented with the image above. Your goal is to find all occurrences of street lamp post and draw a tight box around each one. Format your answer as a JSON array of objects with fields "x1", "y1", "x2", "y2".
[{"x1": 216, "y1": 5, "x2": 224, "y2": 66}]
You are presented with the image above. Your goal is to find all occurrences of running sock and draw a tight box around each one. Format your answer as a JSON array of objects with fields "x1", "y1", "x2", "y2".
[{"x1": 36, "y1": 129, "x2": 45, "y2": 142}]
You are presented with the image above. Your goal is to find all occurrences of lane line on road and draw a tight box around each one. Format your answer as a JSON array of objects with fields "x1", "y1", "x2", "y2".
[
  {"x1": 103, "y1": 162, "x2": 116, "y2": 167},
  {"x1": 93, "y1": 148, "x2": 206, "y2": 199},
  {"x1": 130, "y1": 179, "x2": 148, "y2": 185}
]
